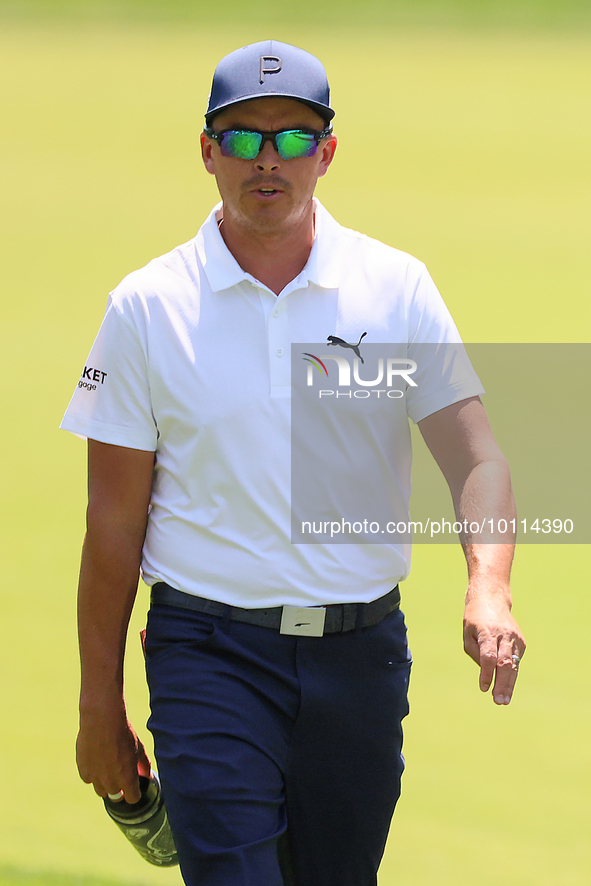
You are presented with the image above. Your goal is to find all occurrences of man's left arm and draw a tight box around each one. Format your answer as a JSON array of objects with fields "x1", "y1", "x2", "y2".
[{"x1": 418, "y1": 396, "x2": 526, "y2": 705}]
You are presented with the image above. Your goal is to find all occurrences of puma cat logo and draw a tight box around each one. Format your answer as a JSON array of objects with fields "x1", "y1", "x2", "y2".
[{"x1": 326, "y1": 332, "x2": 367, "y2": 364}]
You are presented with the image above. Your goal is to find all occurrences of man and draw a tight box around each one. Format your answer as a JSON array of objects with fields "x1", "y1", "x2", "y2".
[{"x1": 61, "y1": 40, "x2": 525, "y2": 886}]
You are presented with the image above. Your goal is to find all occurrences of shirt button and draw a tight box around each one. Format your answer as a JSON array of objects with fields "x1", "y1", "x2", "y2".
[
  {"x1": 276, "y1": 348, "x2": 283, "y2": 357},
  {"x1": 272, "y1": 309, "x2": 279, "y2": 318}
]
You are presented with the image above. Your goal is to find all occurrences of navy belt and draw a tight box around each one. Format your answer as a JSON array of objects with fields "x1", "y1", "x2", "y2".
[{"x1": 150, "y1": 582, "x2": 400, "y2": 636}]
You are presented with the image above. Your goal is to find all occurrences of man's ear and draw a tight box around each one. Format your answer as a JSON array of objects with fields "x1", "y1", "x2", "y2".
[
  {"x1": 318, "y1": 134, "x2": 337, "y2": 178},
  {"x1": 201, "y1": 132, "x2": 216, "y2": 175}
]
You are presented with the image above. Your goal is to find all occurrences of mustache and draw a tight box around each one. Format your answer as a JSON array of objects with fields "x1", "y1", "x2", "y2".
[{"x1": 242, "y1": 175, "x2": 292, "y2": 193}]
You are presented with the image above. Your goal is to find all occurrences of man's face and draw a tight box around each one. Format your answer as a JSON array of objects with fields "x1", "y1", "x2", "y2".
[{"x1": 201, "y1": 97, "x2": 337, "y2": 235}]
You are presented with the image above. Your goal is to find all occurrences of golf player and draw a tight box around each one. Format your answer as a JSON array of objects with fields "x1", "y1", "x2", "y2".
[{"x1": 61, "y1": 40, "x2": 526, "y2": 886}]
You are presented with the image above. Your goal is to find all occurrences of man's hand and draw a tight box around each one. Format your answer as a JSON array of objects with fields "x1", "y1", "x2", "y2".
[
  {"x1": 76, "y1": 440, "x2": 155, "y2": 803},
  {"x1": 419, "y1": 398, "x2": 526, "y2": 705},
  {"x1": 77, "y1": 701, "x2": 151, "y2": 804},
  {"x1": 463, "y1": 591, "x2": 526, "y2": 705}
]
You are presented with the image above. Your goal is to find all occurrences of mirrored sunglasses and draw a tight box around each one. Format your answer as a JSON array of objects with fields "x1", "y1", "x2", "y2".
[{"x1": 204, "y1": 126, "x2": 333, "y2": 160}]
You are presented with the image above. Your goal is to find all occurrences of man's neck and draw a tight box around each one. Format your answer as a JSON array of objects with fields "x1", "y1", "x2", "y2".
[{"x1": 218, "y1": 207, "x2": 315, "y2": 296}]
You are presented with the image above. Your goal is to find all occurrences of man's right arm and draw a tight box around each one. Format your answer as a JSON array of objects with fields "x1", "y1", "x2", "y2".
[{"x1": 76, "y1": 439, "x2": 155, "y2": 804}]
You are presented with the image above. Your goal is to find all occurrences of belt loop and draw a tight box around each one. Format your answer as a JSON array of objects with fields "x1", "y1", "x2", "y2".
[
  {"x1": 221, "y1": 603, "x2": 232, "y2": 633},
  {"x1": 354, "y1": 602, "x2": 365, "y2": 633}
]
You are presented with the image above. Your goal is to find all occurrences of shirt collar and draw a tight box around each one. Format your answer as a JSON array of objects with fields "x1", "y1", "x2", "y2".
[
  {"x1": 195, "y1": 203, "x2": 249, "y2": 293},
  {"x1": 304, "y1": 199, "x2": 343, "y2": 290},
  {"x1": 196, "y1": 198, "x2": 344, "y2": 293}
]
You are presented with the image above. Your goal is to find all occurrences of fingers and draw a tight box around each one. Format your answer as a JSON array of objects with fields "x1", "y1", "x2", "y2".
[
  {"x1": 463, "y1": 623, "x2": 498, "y2": 692},
  {"x1": 137, "y1": 738, "x2": 152, "y2": 779},
  {"x1": 76, "y1": 716, "x2": 151, "y2": 805},
  {"x1": 90, "y1": 768, "x2": 142, "y2": 803},
  {"x1": 463, "y1": 611, "x2": 526, "y2": 706},
  {"x1": 491, "y1": 634, "x2": 525, "y2": 705},
  {"x1": 104, "y1": 749, "x2": 146, "y2": 805},
  {"x1": 478, "y1": 642, "x2": 498, "y2": 695},
  {"x1": 118, "y1": 770, "x2": 142, "y2": 805},
  {"x1": 88, "y1": 768, "x2": 140, "y2": 803},
  {"x1": 463, "y1": 625, "x2": 481, "y2": 667},
  {"x1": 120, "y1": 736, "x2": 152, "y2": 804},
  {"x1": 475, "y1": 635, "x2": 525, "y2": 704}
]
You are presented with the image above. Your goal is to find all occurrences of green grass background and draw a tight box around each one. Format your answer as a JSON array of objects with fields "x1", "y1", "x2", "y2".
[{"x1": 1, "y1": 1, "x2": 589, "y2": 884}]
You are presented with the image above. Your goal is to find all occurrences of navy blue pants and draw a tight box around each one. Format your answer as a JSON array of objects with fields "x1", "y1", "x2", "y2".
[{"x1": 144, "y1": 602, "x2": 411, "y2": 886}]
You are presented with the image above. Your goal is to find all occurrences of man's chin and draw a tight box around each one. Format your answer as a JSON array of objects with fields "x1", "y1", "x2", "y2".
[{"x1": 238, "y1": 204, "x2": 299, "y2": 234}]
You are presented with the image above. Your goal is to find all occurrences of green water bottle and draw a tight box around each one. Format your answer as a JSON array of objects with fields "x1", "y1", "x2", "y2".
[{"x1": 103, "y1": 771, "x2": 178, "y2": 867}]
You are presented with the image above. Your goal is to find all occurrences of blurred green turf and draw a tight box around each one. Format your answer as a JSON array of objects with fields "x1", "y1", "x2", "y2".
[
  {"x1": 1, "y1": 10, "x2": 589, "y2": 886},
  {"x1": 1, "y1": 0, "x2": 591, "y2": 30},
  {"x1": 0, "y1": 868, "x2": 142, "y2": 886}
]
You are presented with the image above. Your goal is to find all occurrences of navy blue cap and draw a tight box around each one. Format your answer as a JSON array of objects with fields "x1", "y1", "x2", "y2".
[{"x1": 205, "y1": 40, "x2": 334, "y2": 126}]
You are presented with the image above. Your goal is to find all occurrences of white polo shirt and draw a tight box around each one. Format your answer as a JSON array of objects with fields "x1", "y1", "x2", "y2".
[{"x1": 60, "y1": 199, "x2": 483, "y2": 607}]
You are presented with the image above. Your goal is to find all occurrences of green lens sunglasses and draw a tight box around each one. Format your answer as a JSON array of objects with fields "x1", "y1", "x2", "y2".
[{"x1": 204, "y1": 126, "x2": 333, "y2": 160}]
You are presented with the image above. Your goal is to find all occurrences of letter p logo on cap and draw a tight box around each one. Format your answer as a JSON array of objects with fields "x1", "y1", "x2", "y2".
[
  {"x1": 259, "y1": 55, "x2": 282, "y2": 84},
  {"x1": 205, "y1": 41, "x2": 334, "y2": 126}
]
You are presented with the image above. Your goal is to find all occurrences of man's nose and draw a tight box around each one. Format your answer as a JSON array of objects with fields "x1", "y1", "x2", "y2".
[{"x1": 255, "y1": 139, "x2": 281, "y2": 172}]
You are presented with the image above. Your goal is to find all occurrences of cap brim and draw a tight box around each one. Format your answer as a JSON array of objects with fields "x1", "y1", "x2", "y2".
[{"x1": 205, "y1": 93, "x2": 334, "y2": 126}]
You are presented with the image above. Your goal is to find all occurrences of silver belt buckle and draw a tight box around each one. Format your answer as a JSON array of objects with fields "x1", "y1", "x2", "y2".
[{"x1": 280, "y1": 606, "x2": 326, "y2": 637}]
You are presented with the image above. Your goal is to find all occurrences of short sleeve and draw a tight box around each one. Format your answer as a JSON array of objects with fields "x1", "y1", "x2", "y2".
[
  {"x1": 59, "y1": 295, "x2": 158, "y2": 451},
  {"x1": 404, "y1": 267, "x2": 485, "y2": 423}
]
